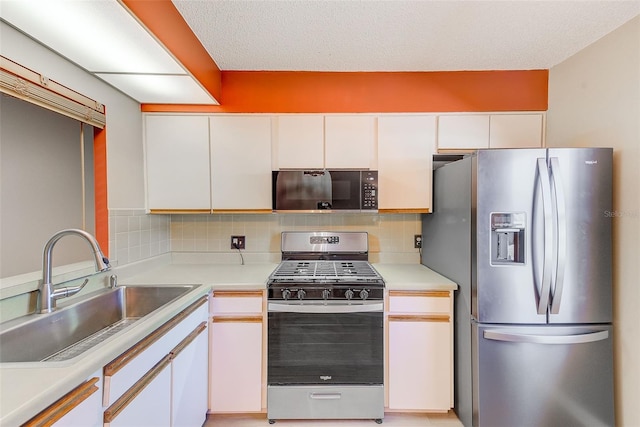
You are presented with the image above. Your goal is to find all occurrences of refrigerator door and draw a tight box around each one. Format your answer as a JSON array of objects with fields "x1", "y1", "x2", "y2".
[
  {"x1": 475, "y1": 149, "x2": 547, "y2": 324},
  {"x1": 546, "y1": 148, "x2": 613, "y2": 324},
  {"x1": 474, "y1": 323, "x2": 614, "y2": 427}
]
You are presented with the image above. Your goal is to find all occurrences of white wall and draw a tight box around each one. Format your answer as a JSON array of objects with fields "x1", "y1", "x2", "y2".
[
  {"x1": 547, "y1": 16, "x2": 640, "y2": 426},
  {"x1": 0, "y1": 22, "x2": 146, "y2": 210}
]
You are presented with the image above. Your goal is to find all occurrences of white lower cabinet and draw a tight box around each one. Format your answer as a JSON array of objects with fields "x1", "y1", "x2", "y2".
[
  {"x1": 103, "y1": 295, "x2": 209, "y2": 426},
  {"x1": 386, "y1": 290, "x2": 453, "y2": 412},
  {"x1": 209, "y1": 291, "x2": 264, "y2": 413},
  {"x1": 24, "y1": 374, "x2": 102, "y2": 427},
  {"x1": 104, "y1": 356, "x2": 172, "y2": 427}
]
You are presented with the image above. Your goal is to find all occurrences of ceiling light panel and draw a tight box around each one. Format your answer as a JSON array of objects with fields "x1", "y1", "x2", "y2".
[
  {"x1": 1, "y1": 0, "x2": 185, "y2": 74},
  {"x1": 95, "y1": 73, "x2": 217, "y2": 104}
]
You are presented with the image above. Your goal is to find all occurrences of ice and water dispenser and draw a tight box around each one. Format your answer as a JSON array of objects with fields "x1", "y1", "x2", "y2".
[{"x1": 490, "y1": 212, "x2": 526, "y2": 265}]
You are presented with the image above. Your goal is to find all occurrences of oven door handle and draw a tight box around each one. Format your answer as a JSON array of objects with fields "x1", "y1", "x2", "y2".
[{"x1": 268, "y1": 301, "x2": 384, "y2": 313}]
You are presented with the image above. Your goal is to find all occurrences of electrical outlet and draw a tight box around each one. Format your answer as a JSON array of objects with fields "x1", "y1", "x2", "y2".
[
  {"x1": 231, "y1": 235, "x2": 245, "y2": 250},
  {"x1": 414, "y1": 235, "x2": 422, "y2": 248}
]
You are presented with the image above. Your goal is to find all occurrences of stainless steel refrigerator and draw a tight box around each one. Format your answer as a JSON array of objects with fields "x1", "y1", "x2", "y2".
[{"x1": 422, "y1": 148, "x2": 614, "y2": 427}]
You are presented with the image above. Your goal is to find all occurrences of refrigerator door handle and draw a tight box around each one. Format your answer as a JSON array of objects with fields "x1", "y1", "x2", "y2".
[
  {"x1": 549, "y1": 157, "x2": 567, "y2": 314},
  {"x1": 484, "y1": 329, "x2": 609, "y2": 344},
  {"x1": 536, "y1": 158, "x2": 553, "y2": 315}
]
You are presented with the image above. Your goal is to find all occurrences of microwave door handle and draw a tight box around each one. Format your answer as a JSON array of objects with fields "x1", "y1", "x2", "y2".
[
  {"x1": 549, "y1": 157, "x2": 567, "y2": 314},
  {"x1": 536, "y1": 158, "x2": 553, "y2": 315}
]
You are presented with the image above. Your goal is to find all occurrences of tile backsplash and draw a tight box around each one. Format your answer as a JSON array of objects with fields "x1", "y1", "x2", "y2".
[
  {"x1": 109, "y1": 209, "x2": 171, "y2": 266},
  {"x1": 169, "y1": 213, "x2": 422, "y2": 263},
  {"x1": 109, "y1": 211, "x2": 421, "y2": 266}
]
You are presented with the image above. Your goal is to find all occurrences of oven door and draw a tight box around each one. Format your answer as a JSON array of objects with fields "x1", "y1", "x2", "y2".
[{"x1": 268, "y1": 301, "x2": 383, "y2": 386}]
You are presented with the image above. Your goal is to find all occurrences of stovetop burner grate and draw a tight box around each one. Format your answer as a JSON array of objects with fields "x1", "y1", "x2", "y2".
[{"x1": 269, "y1": 260, "x2": 381, "y2": 282}]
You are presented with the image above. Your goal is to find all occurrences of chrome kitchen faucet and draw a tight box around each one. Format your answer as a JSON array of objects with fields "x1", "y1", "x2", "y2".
[{"x1": 38, "y1": 229, "x2": 111, "y2": 313}]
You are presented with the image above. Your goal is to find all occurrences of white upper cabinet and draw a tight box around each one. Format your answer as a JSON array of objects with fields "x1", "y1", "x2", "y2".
[
  {"x1": 145, "y1": 115, "x2": 211, "y2": 211},
  {"x1": 489, "y1": 113, "x2": 544, "y2": 148},
  {"x1": 377, "y1": 116, "x2": 435, "y2": 212},
  {"x1": 273, "y1": 115, "x2": 376, "y2": 170},
  {"x1": 210, "y1": 116, "x2": 272, "y2": 211},
  {"x1": 437, "y1": 114, "x2": 490, "y2": 151},
  {"x1": 324, "y1": 115, "x2": 376, "y2": 169},
  {"x1": 274, "y1": 115, "x2": 324, "y2": 169}
]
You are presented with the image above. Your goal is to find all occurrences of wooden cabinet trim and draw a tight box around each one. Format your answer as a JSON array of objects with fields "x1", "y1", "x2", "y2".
[
  {"x1": 211, "y1": 209, "x2": 272, "y2": 214},
  {"x1": 212, "y1": 315, "x2": 263, "y2": 323},
  {"x1": 23, "y1": 377, "x2": 99, "y2": 427},
  {"x1": 389, "y1": 290, "x2": 450, "y2": 298},
  {"x1": 149, "y1": 209, "x2": 211, "y2": 214},
  {"x1": 388, "y1": 314, "x2": 450, "y2": 322},
  {"x1": 104, "y1": 295, "x2": 208, "y2": 377},
  {"x1": 378, "y1": 208, "x2": 431, "y2": 214},
  {"x1": 170, "y1": 321, "x2": 207, "y2": 359},
  {"x1": 103, "y1": 355, "x2": 172, "y2": 423},
  {"x1": 213, "y1": 291, "x2": 264, "y2": 298}
]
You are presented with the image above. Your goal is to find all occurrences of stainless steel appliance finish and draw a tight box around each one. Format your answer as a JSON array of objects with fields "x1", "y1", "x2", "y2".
[
  {"x1": 272, "y1": 170, "x2": 378, "y2": 212},
  {"x1": 422, "y1": 148, "x2": 614, "y2": 427},
  {"x1": 267, "y1": 231, "x2": 384, "y2": 424}
]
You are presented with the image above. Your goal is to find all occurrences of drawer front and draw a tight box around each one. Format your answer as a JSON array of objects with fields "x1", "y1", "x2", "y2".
[
  {"x1": 103, "y1": 298, "x2": 208, "y2": 406},
  {"x1": 211, "y1": 291, "x2": 264, "y2": 314},
  {"x1": 388, "y1": 291, "x2": 451, "y2": 314}
]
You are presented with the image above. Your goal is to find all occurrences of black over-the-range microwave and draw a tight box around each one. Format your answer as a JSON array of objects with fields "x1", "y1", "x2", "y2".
[{"x1": 272, "y1": 170, "x2": 378, "y2": 212}]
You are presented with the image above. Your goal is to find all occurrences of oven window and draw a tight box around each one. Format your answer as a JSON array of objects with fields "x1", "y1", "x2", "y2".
[{"x1": 268, "y1": 311, "x2": 383, "y2": 385}]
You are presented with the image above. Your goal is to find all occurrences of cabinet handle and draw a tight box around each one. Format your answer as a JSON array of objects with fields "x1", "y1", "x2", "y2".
[
  {"x1": 23, "y1": 377, "x2": 99, "y2": 427},
  {"x1": 104, "y1": 295, "x2": 208, "y2": 376},
  {"x1": 388, "y1": 314, "x2": 450, "y2": 322},
  {"x1": 213, "y1": 290, "x2": 264, "y2": 298},
  {"x1": 212, "y1": 315, "x2": 263, "y2": 323},
  {"x1": 170, "y1": 322, "x2": 207, "y2": 359},
  {"x1": 103, "y1": 355, "x2": 172, "y2": 423},
  {"x1": 389, "y1": 290, "x2": 450, "y2": 298}
]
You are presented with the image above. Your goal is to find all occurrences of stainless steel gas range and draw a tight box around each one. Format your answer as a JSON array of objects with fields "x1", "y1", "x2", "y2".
[{"x1": 267, "y1": 231, "x2": 384, "y2": 424}]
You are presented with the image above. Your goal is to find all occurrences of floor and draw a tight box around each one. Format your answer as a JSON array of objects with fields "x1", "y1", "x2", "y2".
[{"x1": 204, "y1": 412, "x2": 463, "y2": 426}]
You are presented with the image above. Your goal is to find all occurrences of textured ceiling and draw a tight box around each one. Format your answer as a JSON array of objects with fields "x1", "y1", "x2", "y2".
[{"x1": 172, "y1": 0, "x2": 640, "y2": 72}]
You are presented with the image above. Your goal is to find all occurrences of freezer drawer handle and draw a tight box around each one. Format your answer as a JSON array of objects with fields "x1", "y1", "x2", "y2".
[
  {"x1": 309, "y1": 393, "x2": 342, "y2": 400},
  {"x1": 484, "y1": 329, "x2": 609, "y2": 344}
]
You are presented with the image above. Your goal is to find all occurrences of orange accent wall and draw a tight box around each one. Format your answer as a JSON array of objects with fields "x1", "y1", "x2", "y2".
[
  {"x1": 120, "y1": 0, "x2": 222, "y2": 102},
  {"x1": 94, "y1": 127, "x2": 109, "y2": 257},
  {"x1": 141, "y1": 70, "x2": 548, "y2": 113}
]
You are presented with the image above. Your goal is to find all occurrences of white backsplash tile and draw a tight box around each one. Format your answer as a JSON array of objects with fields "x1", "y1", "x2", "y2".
[{"x1": 109, "y1": 209, "x2": 170, "y2": 266}]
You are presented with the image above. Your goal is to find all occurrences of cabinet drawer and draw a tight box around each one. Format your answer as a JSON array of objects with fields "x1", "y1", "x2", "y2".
[
  {"x1": 103, "y1": 297, "x2": 208, "y2": 407},
  {"x1": 211, "y1": 291, "x2": 264, "y2": 315},
  {"x1": 388, "y1": 291, "x2": 451, "y2": 314}
]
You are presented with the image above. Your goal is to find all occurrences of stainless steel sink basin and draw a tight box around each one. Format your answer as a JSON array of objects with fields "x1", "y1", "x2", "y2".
[{"x1": 0, "y1": 285, "x2": 198, "y2": 363}]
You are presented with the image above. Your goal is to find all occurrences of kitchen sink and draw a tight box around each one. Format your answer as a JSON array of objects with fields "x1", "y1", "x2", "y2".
[{"x1": 0, "y1": 285, "x2": 198, "y2": 363}]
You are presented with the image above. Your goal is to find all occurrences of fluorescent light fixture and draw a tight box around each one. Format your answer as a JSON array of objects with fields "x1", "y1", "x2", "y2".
[
  {"x1": 96, "y1": 73, "x2": 217, "y2": 104},
  {"x1": 1, "y1": 0, "x2": 218, "y2": 104}
]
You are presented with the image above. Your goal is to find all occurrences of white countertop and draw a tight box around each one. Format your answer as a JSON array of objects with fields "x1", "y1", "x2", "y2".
[{"x1": 0, "y1": 258, "x2": 455, "y2": 425}]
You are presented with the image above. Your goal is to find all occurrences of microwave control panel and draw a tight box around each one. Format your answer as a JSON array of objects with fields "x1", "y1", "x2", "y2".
[{"x1": 362, "y1": 171, "x2": 378, "y2": 210}]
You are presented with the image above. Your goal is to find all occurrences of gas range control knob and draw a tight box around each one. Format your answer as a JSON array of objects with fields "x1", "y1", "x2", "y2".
[
  {"x1": 360, "y1": 289, "x2": 369, "y2": 301},
  {"x1": 281, "y1": 289, "x2": 291, "y2": 300},
  {"x1": 297, "y1": 289, "x2": 306, "y2": 300},
  {"x1": 322, "y1": 289, "x2": 331, "y2": 300},
  {"x1": 345, "y1": 289, "x2": 354, "y2": 300}
]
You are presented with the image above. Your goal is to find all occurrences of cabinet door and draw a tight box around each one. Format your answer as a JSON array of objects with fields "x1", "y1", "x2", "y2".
[
  {"x1": 172, "y1": 323, "x2": 209, "y2": 427},
  {"x1": 210, "y1": 319, "x2": 263, "y2": 412},
  {"x1": 145, "y1": 115, "x2": 211, "y2": 211},
  {"x1": 437, "y1": 115, "x2": 490, "y2": 151},
  {"x1": 210, "y1": 116, "x2": 272, "y2": 211},
  {"x1": 378, "y1": 116, "x2": 435, "y2": 212},
  {"x1": 325, "y1": 115, "x2": 376, "y2": 169},
  {"x1": 24, "y1": 376, "x2": 102, "y2": 427},
  {"x1": 489, "y1": 114, "x2": 544, "y2": 148},
  {"x1": 275, "y1": 115, "x2": 324, "y2": 169},
  {"x1": 388, "y1": 318, "x2": 451, "y2": 411},
  {"x1": 104, "y1": 356, "x2": 172, "y2": 427}
]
